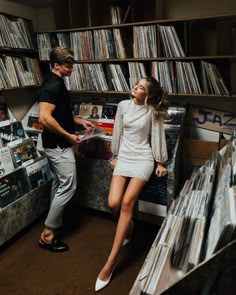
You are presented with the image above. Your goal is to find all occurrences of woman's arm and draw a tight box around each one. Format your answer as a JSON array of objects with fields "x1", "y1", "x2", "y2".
[
  {"x1": 151, "y1": 114, "x2": 168, "y2": 177},
  {"x1": 111, "y1": 102, "x2": 123, "y2": 156}
]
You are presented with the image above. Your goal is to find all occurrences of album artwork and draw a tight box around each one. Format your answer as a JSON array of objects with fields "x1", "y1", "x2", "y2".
[
  {"x1": 25, "y1": 156, "x2": 53, "y2": 189},
  {"x1": 27, "y1": 114, "x2": 44, "y2": 130},
  {"x1": 8, "y1": 138, "x2": 39, "y2": 167},
  {"x1": 93, "y1": 120, "x2": 114, "y2": 136},
  {"x1": 0, "y1": 120, "x2": 25, "y2": 147},
  {"x1": 71, "y1": 102, "x2": 80, "y2": 116},
  {"x1": 102, "y1": 103, "x2": 118, "y2": 120},
  {"x1": 79, "y1": 103, "x2": 103, "y2": 119},
  {"x1": 0, "y1": 167, "x2": 30, "y2": 209},
  {"x1": 0, "y1": 146, "x2": 15, "y2": 177},
  {"x1": 25, "y1": 130, "x2": 40, "y2": 146}
]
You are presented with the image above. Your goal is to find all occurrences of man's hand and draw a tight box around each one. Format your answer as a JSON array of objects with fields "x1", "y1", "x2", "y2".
[
  {"x1": 67, "y1": 134, "x2": 80, "y2": 144},
  {"x1": 74, "y1": 116, "x2": 96, "y2": 129},
  {"x1": 82, "y1": 119, "x2": 95, "y2": 129}
]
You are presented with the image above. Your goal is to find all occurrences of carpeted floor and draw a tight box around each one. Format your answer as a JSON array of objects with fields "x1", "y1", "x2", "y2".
[{"x1": 0, "y1": 205, "x2": 159, "y2": 295}]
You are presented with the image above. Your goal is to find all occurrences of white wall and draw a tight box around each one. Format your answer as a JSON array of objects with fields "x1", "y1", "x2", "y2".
[
  {"x1": 0, "y1": 0, "x2": 55, "y2": 31},
  {"x1": 0, "y1": 0, "x2": 35, "y2": 19}
]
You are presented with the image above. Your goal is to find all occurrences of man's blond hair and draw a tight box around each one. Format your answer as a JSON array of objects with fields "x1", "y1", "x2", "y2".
[{"x1": 50, "y1": 46, "x2": 75, "y2": 68}]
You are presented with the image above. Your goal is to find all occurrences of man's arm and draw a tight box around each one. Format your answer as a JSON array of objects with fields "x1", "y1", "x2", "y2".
[
  {"x1": 73, "y1": 116, "x2": 95, "y2": 129},
  {"x1": 39, "y1": 102, "x2": 80, "y2": 144}
]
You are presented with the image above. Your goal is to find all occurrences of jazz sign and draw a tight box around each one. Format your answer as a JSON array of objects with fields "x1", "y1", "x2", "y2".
[{"x1": 191, "y1": 107, "x2": 236, "y2": 135}]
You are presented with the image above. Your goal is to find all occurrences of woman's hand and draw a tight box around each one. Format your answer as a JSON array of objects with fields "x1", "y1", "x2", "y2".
[
  {"x1": 110, "y1": 157, "x2": 117, "y2": 170},
  {"x1": 155, "y1": 162, "x2": 167, "y2": 177}
]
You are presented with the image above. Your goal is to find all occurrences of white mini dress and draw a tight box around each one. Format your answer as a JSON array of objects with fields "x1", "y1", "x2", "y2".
[{"x1": 112, "y1": 100, "x2": 168, "y2": 181}]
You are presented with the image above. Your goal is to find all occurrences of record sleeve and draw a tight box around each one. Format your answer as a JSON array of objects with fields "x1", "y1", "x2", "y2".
[
  {"x1": 8, "y1": 138, "x2": 39, "y2": 167},
  {"x1": 79, "y1": 103, "x2": 103, "y2": 119},
  {"x1": 76, "y1": 127, "x2": 105, "y2": 142},
  {"x1": 102, "y1": 103, "x2": 118, "y2": 120},
  {"x1": 164, "y1": 107, "x2": 186, "y2": 126},
  {"x1": 27, "y1": 114, "x2": 43, "y2": 130},
  {"x1": 0, "y1": 146, "x2": 15, "y2": 177},
  {"x1": 0, "y1": 120, "x2": 25, "y2": 147},
  {"x1": 25, "y1": 156, "x2": 53, "y2": 189},
  {"x1": 0, "y1": 167, "x2": 31, "y2": 209}
]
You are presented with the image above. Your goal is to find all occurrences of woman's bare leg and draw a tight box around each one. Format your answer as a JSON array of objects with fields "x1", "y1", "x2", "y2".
[
  {"x1": 108, "y1": 175, "x2": 128, "y2": 217},
  {"x1": 98, "y1": 177, "x2": 146, "y2": 281}
]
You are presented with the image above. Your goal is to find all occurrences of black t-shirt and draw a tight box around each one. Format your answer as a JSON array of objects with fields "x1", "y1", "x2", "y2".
[{"x1": 37, "y1": 72, "x2": 75, "y2": 148}]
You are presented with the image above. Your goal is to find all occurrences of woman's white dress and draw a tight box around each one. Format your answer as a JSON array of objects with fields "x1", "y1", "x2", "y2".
[{"x1": 112, "y1": 100, "x2": 168, "y2": 181}]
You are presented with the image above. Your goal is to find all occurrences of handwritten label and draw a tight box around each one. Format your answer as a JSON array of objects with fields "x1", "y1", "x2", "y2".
[{"x1": 191, "y1": 107, "x2": 236, "y2": 134}]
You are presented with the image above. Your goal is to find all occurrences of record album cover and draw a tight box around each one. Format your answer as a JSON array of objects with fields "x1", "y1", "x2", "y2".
[
  {"x1": 76, "y1": 127, "x2": 105, "y2": 142},
  {"x1": 27, "y1": 114, "x2": 43, "y2": 130},
  {"x1": 0, "y1": 167, "x2": 30, "y2": 209},
  {"x1": 0, "y1": 146, "x2": 15, "y2": 177},
  {"x1": 25, "y1": 156, "x2": 53, "y2": 189},
  {"x1": 8, "y1": 138, "x2": 39, "y2": 167},
  {"x1": 79, "y1": 103, "x2": 103, "y2": 119},
  {"x1": 0, "y1": 120, "x2": 25, "y2": 147},
  {"x1": 102, "y1": 103, "x2": 117, "y2": 120}
]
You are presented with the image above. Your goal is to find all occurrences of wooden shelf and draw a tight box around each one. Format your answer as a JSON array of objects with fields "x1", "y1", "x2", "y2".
[
  {"x1": 0, "y1": 47, "x2": 38, "y2": 57},
  {"x1": 37, "y1": 13, "x2": 236, "y2": 33},
  {"x1": 0, "y1": 10, "x2": 49, "y2": 250},
  {"x1": 71, "y1": 90, "x2": 236, "y2": 99},
  {"x1": 37, "y1": 14, "x2": 236, "y2": 101},
  {"x1": 168, "y1": 93, "x2": 236, "y2": 99},
  {"x1": 0, "y1": 11, "x2": 42, "y2": 92},
  {"x1": 168, "y1": 94, "x2": 236, "y2": 112},
  {"x1": 69, "y1": 91, "x2": 236, "y2": 112},
  {"x1": 70, "y1": 56, "x2": 236, "y2": 63},
  {"x1": 1, "y1": 85, "x2": 40, "y2": 91}
]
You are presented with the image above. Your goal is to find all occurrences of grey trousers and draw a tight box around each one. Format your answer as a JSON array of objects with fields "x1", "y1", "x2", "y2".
[{"x1": 44, "y1": 146, "x2": 77, "y2": 229}]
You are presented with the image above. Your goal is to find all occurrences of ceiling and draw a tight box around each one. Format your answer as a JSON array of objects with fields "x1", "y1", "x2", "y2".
[{"x1": 7, "y1": 0, "x2": 55, "y2": 8}]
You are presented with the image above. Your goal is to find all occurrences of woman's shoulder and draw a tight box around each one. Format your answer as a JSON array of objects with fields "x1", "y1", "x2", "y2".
[
  {"x1": 119, "y1": 99, "x2": 130, "y2": 106},
  {"x1": 118, "y1": 99, "x2": 131, "y2": 109},
  {"x1": 117, "y1": 100, "x2": 131, "y2": 113}
]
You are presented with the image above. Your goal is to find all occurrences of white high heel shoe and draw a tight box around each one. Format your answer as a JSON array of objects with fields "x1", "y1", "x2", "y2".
[
  {"x1": 95, "y1": 269, "x2": 114, "y2": 292},
  {"x1": 122, "y1": 238, "x2": 130, "y2": 246}
]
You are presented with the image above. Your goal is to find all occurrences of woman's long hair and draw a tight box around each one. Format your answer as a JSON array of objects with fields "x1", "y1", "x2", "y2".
[{"x1": 143, "y1": 77, "x2": 169, "y2": 120}]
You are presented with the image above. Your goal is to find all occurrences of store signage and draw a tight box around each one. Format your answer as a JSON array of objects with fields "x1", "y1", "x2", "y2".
[{"x1": 191, "y1": 107, "x2": 236, "y2": 134}]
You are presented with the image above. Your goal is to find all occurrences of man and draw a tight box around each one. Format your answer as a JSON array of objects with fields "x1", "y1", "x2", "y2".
[{"x1": 37, "y1": 47, "x2": 94, "y2": 252}]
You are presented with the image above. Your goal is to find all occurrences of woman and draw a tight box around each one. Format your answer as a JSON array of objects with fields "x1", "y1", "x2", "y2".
[
  {"x1": 89, "y1": 106, "x2": 100, "y2": 119},
  {"x1": 95, "y1": 77, "x2": 169, "y2": 291}
]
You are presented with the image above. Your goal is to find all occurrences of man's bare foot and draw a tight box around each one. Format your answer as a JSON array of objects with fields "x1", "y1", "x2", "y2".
[{"x1": 40, "y1": 228, "x2": 54, "y2": 243}]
